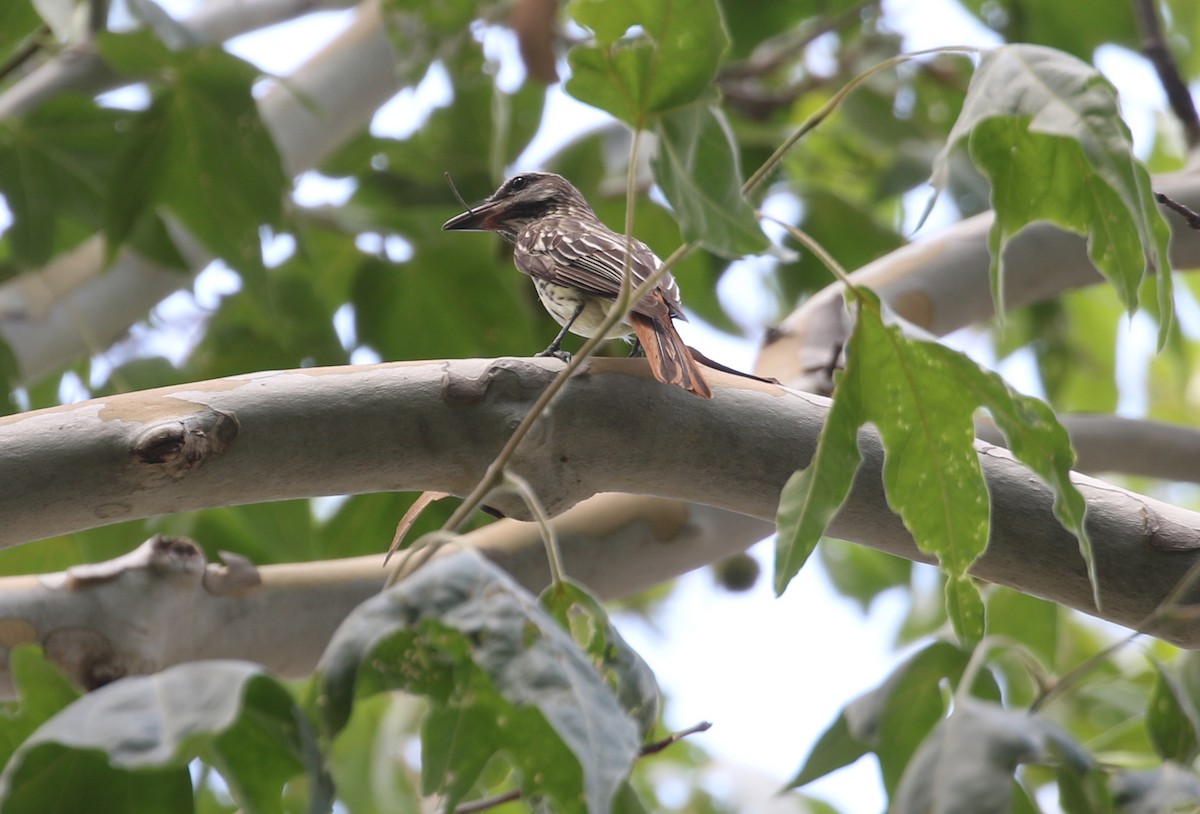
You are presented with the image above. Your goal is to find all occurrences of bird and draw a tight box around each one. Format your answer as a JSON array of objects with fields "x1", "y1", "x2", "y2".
[{"x1": 442, "y1": 172, "x2": 713, "y2": 398}]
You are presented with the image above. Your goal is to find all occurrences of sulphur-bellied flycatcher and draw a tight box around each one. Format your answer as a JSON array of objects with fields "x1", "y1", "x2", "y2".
[{"x1": 442, "y1": 172, "x2": 713, "y2": 398}]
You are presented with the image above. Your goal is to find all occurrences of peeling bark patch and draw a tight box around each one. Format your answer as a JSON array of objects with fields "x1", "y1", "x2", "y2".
[
  {"x1": 0, "y1": 619, "x2": 37, "y2": 650},
  {"x1": 66, "y1": 535, "x2": 205, "y2": 588},
  {"x1": 131, "y1": 408, "x2": 239, "y2": 477},
  {"x1": 44, "y1": 628, "x2": 124, "y2": 691}
]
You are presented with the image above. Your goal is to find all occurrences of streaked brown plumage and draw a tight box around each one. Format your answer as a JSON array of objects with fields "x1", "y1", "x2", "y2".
[{"x1": 442, "y1": 172, "x2": 712, "y2": 398}]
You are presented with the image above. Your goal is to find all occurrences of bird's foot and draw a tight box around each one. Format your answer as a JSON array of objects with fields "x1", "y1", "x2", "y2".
[{"x1": 536, "y1": 347, "x2": 572, "y2": 363}]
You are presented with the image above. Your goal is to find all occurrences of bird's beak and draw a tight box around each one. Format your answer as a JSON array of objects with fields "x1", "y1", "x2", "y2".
[{"x1": 442, "y1": 199, "x2": 502, "y2": 232}]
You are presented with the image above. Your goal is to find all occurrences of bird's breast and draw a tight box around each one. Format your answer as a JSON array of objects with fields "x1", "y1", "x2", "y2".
[{"x1": 533, "y1": 279, "x2": 632, "y2": 338}]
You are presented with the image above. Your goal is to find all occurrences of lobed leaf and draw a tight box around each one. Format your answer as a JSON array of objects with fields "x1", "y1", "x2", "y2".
[
  {"x1": 652, "y1": 104, "x2": 769, "y2": 257},
  {"x1": 931, "y1": 44, "x2": 1172, "y2": 346},
  {"x1": 893, "y1": 699, "x2": 1094, "y2": 814},
  {"x1": 99, "y1": 30, "x2": 288, "y2": 278},
  {"x1": 566, "y1": 0, "x2": 729, "y2": 125},
  {"x1": 0, "y1": 661, "x2": 321, "y2": 814},
  {"x1": 315, "y1": 550, "x2": 641, "y2": 814}
]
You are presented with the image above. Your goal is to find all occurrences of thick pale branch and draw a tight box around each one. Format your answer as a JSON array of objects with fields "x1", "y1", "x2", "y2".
[
  {"x1": 977, "y1": 414, "x2": 1200, "y2": 485},
  {"x1": 0, "y1": 497, "x2": 767, "y2": 697},
  {"x1": 2, "y1": 358, "x2": 1200, "y2": 644},
  {"x1": 756, "y1": 166, "x2": 1200, "y2": 393}
]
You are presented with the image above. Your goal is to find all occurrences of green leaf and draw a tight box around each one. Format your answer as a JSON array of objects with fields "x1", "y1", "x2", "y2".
[
  {"x1": 0, "y1": 661, "x2": 321, "y2": 814},
  {"x1": 541, "y1": 581, "x2": 661, "y2": 739},
  {"x1": 931, "y1": 44, "x2": 1172, "y2": 346},
  {"x1": 777, "y1": 286, "x2": 1091, "y2": 641},
  {"x1": 100, "y1": 30, "x2": 288, "y2": 277},
  {"x1": 0, "y1": 646, "x2": 81, "y2": 768},
  {"x1": 0, "y1": 1, "x2": 42, "y2": 69},
  {"x1": 565, "y1": 0, "x2": 729, "y2": 125},
  {"x1": 1146, "y1": 661, "x2": 1200, "y2": 764},
  {"x1": 817, "y1": 540, "x2": 912, "y2": 613},
  {"x1": 893, "y1": 699, "x2": 1092, "y2": 814},
  {"x1": 315, "y1": 550, "x2": 641, "y2": 814},
  {"x1": 786, "y1": 711, "x2": 869, "y2": 789},
  {"x1": 652, "y1": 104, "x2": 768, "y2": 258},
  {"x1": 328, "y1": 694, "x2": 422, "y2": 814}
]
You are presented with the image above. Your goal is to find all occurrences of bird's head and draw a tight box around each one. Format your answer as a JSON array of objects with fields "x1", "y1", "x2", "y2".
[{"x1": 442, "y1": 172, "x2": 592, "y2": 242}]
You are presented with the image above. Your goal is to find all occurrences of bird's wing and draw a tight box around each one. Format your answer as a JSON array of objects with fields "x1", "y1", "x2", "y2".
[{"x1": 515, "y1": 218, "x2": 685, "y2": 320}]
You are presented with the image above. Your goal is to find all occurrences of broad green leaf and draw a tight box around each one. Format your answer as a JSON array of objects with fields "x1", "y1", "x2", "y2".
[
  {"x1": 566, "y1": 0, "x2": 729, "y2": 125},
  {"x1": 99, "y1": 30, "x2": 288, "y2": 278},
  {"x1": 777, "y1": 287, "x2": 1089, "y2": 640},
  {"x1": 542, "y1": 581, "x2": 661, "y2": 739},
  {"x1": 0, "y1": 661, "x2": 321, "y2": 814},
  {"x1": 1146, "y1": 661, "x2": 1200, "y2": 764},
  {"x1": 787, "y1": 293, "x2": 989, "y2": 641},
  {"x1": 893, "y1": 699, "x2": 1092, "y2": 814},
  {"x1": 931, "y1": 44, "x2": 1172, "y2": 346},
  {"x1": 652, "y1": 104, "x2": 768, "y2": 257},
  {"x1": 315, "y1": 550, "x2": 641, "y2": 814}
]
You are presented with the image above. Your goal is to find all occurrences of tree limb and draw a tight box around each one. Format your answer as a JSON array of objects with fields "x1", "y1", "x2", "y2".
[
  {"x1": 0, "y1": 497, "x2": 770, "y2": 698},
  {"x1": 2, "y1": 358, "x2": 1200, "y2": 646}
]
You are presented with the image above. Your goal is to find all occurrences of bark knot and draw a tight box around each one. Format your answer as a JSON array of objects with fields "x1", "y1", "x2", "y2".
[{"x1": 131, "y1": 408, "x2": 239, "y2": 477}]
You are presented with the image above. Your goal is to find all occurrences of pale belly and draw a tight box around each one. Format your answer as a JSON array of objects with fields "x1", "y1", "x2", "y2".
[{"x1": 534, "y1": 280, "x2": 633, "y2": 339}]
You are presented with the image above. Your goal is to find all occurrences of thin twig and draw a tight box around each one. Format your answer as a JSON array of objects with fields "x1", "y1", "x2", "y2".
[
  {"x1": 1132, "y1": 0, "x2": 1200, "y2": 148},
  {"x1": 503, "y1": 470, "x2": 565, "y2": 586},
  {"x1": 1155, "y1": 191, "x2": 1200, "y2": 230},
  {"x1": 638, "y1": 720, "x2": 713, "y2": 756},
  {"x1": 0, "y1": 25, "x2": 50, "y2": 85},
  {"x1": 450, "y1": 789, "x2": 521, "y2": 814}
]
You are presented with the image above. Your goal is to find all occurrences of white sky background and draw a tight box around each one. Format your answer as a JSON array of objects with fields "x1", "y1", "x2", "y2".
[{"x1": 22, "y1": 0, "x2": 1187, "y2": 810}]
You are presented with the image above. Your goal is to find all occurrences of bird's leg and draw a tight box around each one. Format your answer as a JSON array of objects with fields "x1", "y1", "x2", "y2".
[
  {"x1": 627, "y1": 338, "x2": 645, "y2": 358},
  {"x1": 536, "y1": 303, "x2": 584, "y2": 362}
]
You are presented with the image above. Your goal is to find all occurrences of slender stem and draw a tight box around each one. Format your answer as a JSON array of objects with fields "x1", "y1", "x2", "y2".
[
  {"x1": 1132, "y1": 0, "x2": 1200, "y2": 148},
  {"x1": 503, "y1": 470, "x2": 565, "y2": 587},
  {"x1": 742, "y1": 46, "x2": 978, "y2": 197}
]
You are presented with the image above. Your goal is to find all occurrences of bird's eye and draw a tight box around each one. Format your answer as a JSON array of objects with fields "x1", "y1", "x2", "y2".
[{"x1": 510, "y1": 176, "x2": 528, "y2": 191}]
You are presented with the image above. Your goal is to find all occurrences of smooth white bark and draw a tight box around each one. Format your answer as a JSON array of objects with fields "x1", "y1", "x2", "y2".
[{"x1": 2, "y1": 358, "x2": 1199, "y2": 653}]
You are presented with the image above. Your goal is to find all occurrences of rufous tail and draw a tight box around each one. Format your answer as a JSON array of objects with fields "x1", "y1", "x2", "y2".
[{"x1": 631, "y1": 313, "x2": 713, "y2": 398}]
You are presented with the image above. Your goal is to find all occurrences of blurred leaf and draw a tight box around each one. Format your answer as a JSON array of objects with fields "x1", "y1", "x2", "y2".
[
  {"x1": 328, "y1": 694, "x2": 422, "y2": 814},
  {"x1": 985, "y1": 587, "x2": 1058, "y2": 668},
  {"x1": 932, "y1": 45, "x2": 1172, "y2": 346},
  {"x1": 0, "y1": 1, "x2": 42, "y2": 68},
  {"x1": 0, "y1": 95, "x2": 131, "y2": 267},
  {"x1": 566, "y1": 0, "x2": 729, "y2": 125},
  {"x1": 817, "y1": 539, "x2": 911, "y2": 613},
  {"x1": 893, "y1": 699, "x2": 1092, "y2": 814},
  {"x1": 315, "y1": 550, "x2": 641, "y2": 814},
  {"x1": 542, "y1": 580, "x2": 661, "y2": 739},
  {"x1": 791, "y1": 640, "x2": 999, "y2": 794},
  {"x1": 957, "y1": 0, "x2": 1138, "y2": 59},
  {"x1": 1146, "y1": 662, "x2": 1200, "y2": 764},
  {"x1": 652, "y1": 104, "x2": 769, "y2": 257},
  {"x1": 0, "y1": 661, "x2": 322, "y2": 814},
  {"x1": 350, "y1": 207, "x2": 540, "y2": 361},
  {"x1": 99, "y1": 30, "x2": 288, "y2": 278},
  {"x1": 787, "y1": 711, "x2": 869, "y2": 789},
  {"x1": 0, "y1": 646, "x2": 81, "y2": 768}
]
